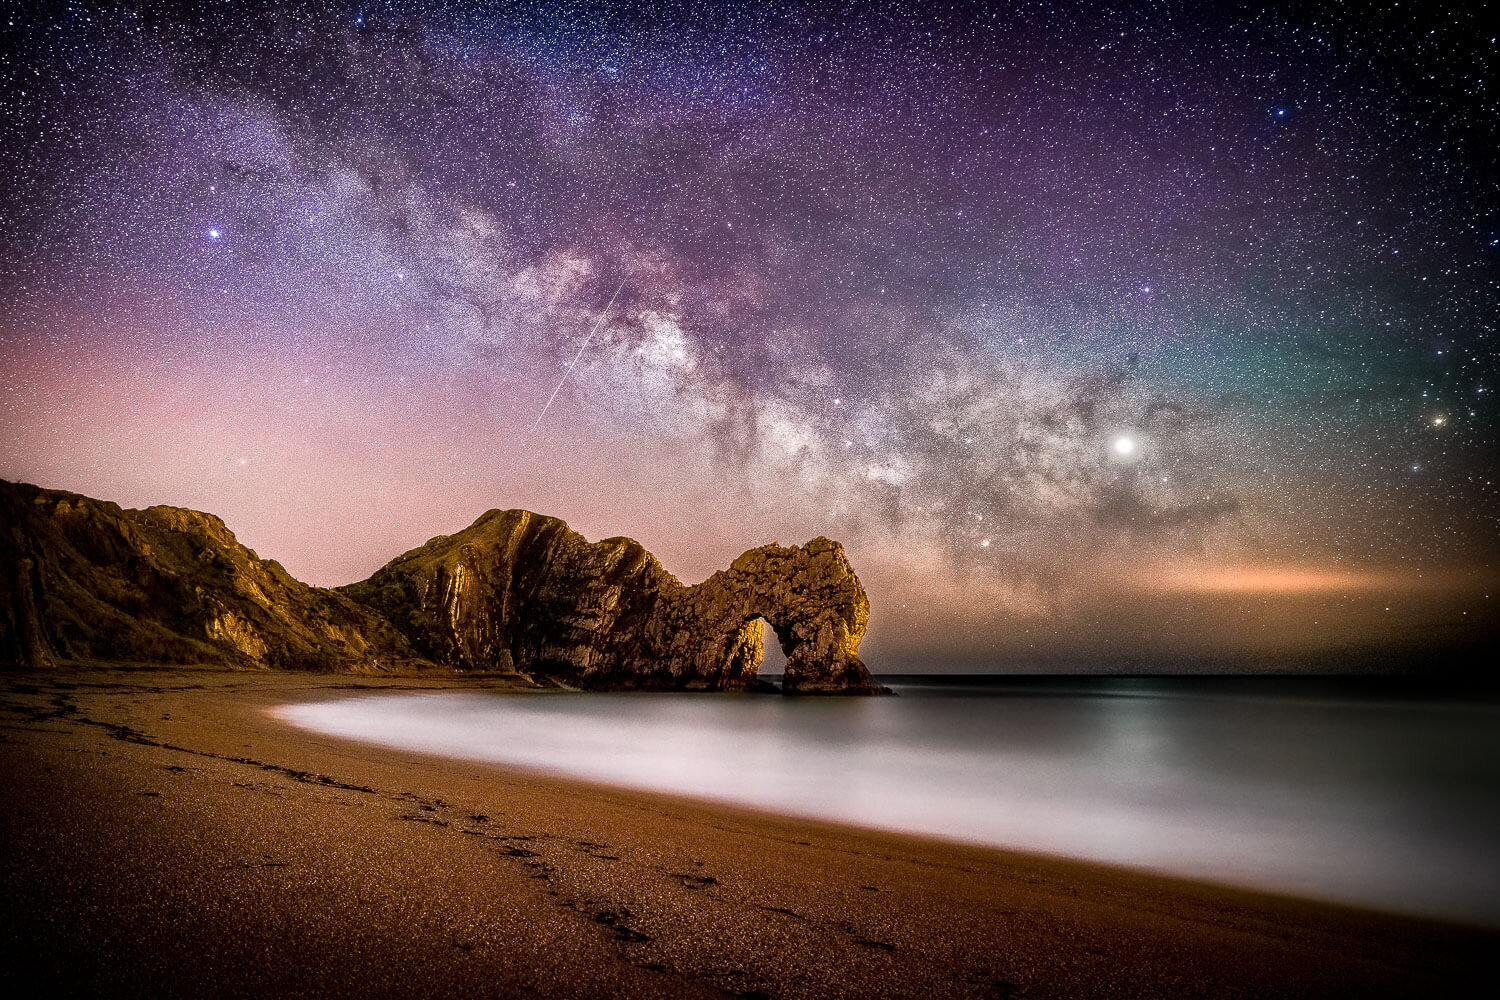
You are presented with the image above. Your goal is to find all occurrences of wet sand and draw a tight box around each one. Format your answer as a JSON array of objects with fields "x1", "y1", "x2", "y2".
[{"x1": 0, "y1": 669, "x2": 1493, "y2": 998}]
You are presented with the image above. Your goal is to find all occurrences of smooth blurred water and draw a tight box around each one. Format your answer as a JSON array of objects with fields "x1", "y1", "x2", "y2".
[{"x1": 276, "y1": 675, "x2": 1500, "y2": 925}]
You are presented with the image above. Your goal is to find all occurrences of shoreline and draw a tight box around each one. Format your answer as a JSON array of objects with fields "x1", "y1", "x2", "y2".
[
  {"x1": 271, "y1": 681, "x2": 1499, "y2": 926},
  {"x1": 2, "y1": 668, "x2": 1495, "y2": 998}
]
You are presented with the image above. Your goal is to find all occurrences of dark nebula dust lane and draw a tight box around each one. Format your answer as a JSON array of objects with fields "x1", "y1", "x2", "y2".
[{"x1": 1, "y1": 1, "x2": 1495, "y2": 665}]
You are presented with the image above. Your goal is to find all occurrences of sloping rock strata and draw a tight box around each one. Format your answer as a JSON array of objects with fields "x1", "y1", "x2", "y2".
[{"x1": 1, "y1": 481, "x2": 884, "y2": 694}]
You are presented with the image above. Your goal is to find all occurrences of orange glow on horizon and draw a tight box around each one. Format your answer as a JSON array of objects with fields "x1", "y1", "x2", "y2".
[{"x1": 1133, "y1": 564, "x2": 1410, "y2": 595}]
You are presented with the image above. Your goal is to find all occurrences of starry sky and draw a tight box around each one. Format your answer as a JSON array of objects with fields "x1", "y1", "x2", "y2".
[{"x1": 2, "y1": 1, "x2": 1496, "y2": 670}]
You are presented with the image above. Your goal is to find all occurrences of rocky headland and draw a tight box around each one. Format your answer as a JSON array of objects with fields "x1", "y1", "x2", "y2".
[{"x1": 0, "y1": 481, "x2": 884, "y2": 694}]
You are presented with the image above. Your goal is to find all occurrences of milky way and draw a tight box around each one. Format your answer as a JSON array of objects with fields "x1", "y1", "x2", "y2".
[{"x1": 2, "y1": 1, "x2": 1495, "y2": 667}]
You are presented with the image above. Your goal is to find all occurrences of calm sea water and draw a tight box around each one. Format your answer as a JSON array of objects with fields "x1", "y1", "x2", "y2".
[{"x1": 276, "y1": 675, "x2": 1500, "y2": 925}]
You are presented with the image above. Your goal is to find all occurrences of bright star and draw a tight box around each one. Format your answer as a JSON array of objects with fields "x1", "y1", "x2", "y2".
[
  {"x1": 1113, "y1": 436, "x2": 1136, "y2": 456},
  {"x1": 207, "y1": 228, "x2": 221, "y2": 240}
]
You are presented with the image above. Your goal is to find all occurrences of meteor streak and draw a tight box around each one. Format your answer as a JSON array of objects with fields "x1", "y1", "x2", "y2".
[{"x1": 522, "y1": 277, "x2": 626, "y2": 446}]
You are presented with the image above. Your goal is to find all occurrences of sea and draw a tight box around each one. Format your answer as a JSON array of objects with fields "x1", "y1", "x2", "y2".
[{"x1": 276, "y1": 674, "x2": 1500, "y2": 926}]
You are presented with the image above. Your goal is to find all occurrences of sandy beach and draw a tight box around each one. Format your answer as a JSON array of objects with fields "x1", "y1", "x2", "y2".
[{"x1": 1, "y1": 669, "x2": 1493, "y2": 999}]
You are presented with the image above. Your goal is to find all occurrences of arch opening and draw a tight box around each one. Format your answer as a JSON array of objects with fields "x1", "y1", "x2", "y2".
[{"x1": 755, "y1": 616, "x2": 790, "y2": 676}]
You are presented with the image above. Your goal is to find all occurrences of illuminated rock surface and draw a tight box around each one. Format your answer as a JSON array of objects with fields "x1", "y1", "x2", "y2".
[
  {"x1": 0, "y1": 481, "x2": 422, "y2": 672},
  {"x1": 344, "y1": 508, "x2": 883, "y2": 693},
  {"x1": 1, "y1": 481, "x2": 883, "y2": 693}
]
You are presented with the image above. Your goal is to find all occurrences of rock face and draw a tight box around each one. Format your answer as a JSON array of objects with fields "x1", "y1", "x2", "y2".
[
  {"x1": 1, "y1": 481, "x2": 884, "y2": 693},
  {"x1": 341, "y1": 508, "x2": 883, "y2": 694},
  {"x1": 0, "y1": 481, "x2": 423, "y2": 672}
]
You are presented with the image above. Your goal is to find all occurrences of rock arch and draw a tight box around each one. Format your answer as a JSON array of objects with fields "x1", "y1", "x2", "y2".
[
  {"x1": 659, "y1": 539, "x2": 882, "y2": 694},
  {"x1": 342, "y1": 510, "x2": 886, "y2": 694},
  {"x1": 2, "y1": 482, "x2": 883, "y2": 692}
]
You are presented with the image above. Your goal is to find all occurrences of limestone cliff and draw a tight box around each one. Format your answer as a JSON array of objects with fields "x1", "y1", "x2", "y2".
[
  {"x1": 1, "y1": 481, "x2": 884, "y2": 693},
  {"x1": 0, "y1": 481, "x2": 423, "y2": 672},
  {"x1": 341, "y1": 509, "x2": 884, "y2": 693}
]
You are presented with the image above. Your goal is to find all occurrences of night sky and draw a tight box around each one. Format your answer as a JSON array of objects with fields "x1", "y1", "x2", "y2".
[{"x1": 2, "y1": 1, "x2": 1495, "y2": 669}]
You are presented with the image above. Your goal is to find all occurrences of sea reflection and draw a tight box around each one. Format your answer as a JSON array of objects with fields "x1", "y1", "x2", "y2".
[{"x1": 277, "y1": 678, "x2": 1500, "y2": 925}]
